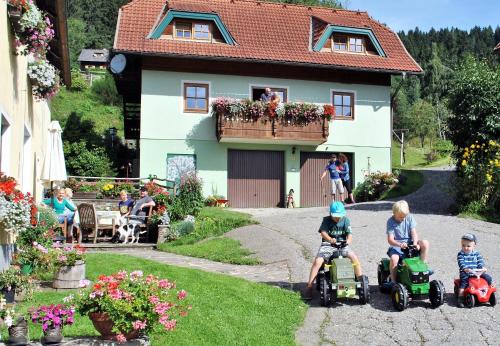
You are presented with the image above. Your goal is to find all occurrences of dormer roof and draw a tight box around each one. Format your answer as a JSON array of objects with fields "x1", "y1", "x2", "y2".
[{"x1": 114, "y1": 0, "x2": 422, "y2": 74}]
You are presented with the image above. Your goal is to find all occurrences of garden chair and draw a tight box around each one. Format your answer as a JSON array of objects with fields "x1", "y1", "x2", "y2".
[{"x1": 77, "y1": 203, "x2": 115, "y2": 243}]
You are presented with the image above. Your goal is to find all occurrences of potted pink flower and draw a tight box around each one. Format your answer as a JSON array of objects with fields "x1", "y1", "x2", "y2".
[
  {"x1": 69, "y1": 270, "x2": 190, "y2": 343},
  {"x1": 30, "y1": 304, "x2": 74, "y2": 344}
]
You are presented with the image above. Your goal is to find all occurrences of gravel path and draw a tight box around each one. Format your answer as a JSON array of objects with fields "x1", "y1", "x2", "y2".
[{"x1": 229, "y1": 168, "x2": 500, "y2": 346}]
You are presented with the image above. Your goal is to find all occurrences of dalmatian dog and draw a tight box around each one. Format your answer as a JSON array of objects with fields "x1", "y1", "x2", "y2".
[{"x1": 111, "y1": 223, "x2": 145, "y2": 244}]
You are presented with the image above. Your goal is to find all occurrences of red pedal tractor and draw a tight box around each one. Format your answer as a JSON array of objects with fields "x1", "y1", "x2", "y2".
[{"x1": 454, "y1": 269, "x2": 497, "y2": 308}]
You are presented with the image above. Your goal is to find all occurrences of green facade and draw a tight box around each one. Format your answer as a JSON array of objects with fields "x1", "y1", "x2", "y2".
[{"x1": 140, "y1": 70, "x2": 391, "y2": 206}]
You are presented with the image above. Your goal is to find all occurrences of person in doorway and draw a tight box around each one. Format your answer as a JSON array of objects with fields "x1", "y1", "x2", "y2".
[
  {"x1": 338, "y1": 153, "x2": 355, "y2": 204},
  {"x1": 320, "y1": 154, "x2": 344, "y2": 202},
  {"x1": 260, "y1": 87, "x2": 273, "y2": 102}
]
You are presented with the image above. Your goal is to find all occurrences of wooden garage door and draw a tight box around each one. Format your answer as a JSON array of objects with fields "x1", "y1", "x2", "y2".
[
  {"x1": 228, "y1": 150, "x2": 285, "y2": 208},
  {"x1": 300, "y1": 152, "x2": 355, "y2": 207}
]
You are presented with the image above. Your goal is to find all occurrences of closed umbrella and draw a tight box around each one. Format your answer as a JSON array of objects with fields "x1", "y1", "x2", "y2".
[{"x1": 41, "y1": 121, "x2": 67, "y2": 192}]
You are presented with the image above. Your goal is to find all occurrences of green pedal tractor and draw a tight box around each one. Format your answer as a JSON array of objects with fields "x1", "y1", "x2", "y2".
[
  {"x1": 316, "y1": 241, "x2": 370, "y2": 307},
  {"x1": 377, "y1": 245, "x2": 445, "y2": 311}
]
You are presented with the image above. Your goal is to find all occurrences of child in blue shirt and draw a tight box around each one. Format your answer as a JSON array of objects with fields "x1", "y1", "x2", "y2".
[
  {"x1": 320, "y1": 154, "x2": 344, "y2": 202},
  {"x1": 456, "y1": 233, "x2": 493, "y2": 308}
]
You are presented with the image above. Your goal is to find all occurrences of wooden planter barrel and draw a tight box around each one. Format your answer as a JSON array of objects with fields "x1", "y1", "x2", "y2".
[{"x1": 53, "y1": 260, "x2": 86, "y2": 289}]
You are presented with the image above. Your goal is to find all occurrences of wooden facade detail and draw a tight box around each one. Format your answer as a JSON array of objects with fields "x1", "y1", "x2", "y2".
[{"x1": 216, "y1": 114, "x2": 329, "y2": 145}]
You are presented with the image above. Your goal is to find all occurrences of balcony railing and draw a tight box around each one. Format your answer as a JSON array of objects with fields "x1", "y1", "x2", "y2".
[{"x1": 216, "y1": 114, "x2": 329, "y2": 145}]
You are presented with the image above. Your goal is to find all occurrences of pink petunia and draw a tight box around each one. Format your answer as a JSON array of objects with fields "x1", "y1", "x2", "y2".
[
  {"x1": 177, "y1": 290, "x2": 187, "y2": 300},
  {"x1": 116, "y1": 334, "x2": 127, "y2": 344}
]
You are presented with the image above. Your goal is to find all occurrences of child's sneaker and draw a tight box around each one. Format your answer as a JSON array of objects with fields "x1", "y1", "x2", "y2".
[
  {"x1": 382, "y1": 281, "x2": 395, "y2": 290},
  {"x1": 302, "y1": 287, "x2": 313, "y2": 300},
  {"x1": 457, "y1": 297, "x2": 464, "y2": 308}
]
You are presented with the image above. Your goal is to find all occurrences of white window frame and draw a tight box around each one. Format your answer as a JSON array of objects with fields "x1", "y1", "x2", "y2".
[
  {"x1": 21, "y1": 125, "x2": 32, "y2": 193},
  {"x1": 330, "y1": 88, "x2": 357, "y2": 121},
  {"x1": 180, "y1": 80, "x2": 212, "y2": 115},
  {"x1": 0, "y1": 108, "x2": 12, "y2": 175}
]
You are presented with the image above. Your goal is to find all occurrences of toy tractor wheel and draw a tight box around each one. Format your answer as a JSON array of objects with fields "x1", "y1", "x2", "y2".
[
  {"x1": 377, "y1": 263, "x2": 390, "y2": 293},
  {"x1": 391, "y1": 283, "x2": 409, "y2": 311},
  {"x1": 453, "y1": 284, "x2": 458, "y2": 298},
  {"x1": 465, "y1": 294, "x2": 475, "y2": 308},
  {"x1": 358, "y1": 275, "x2": 370, "y2": 304},
  {"x1": 319, "y1": 276, "x2": 331, "y2": 307},
  {"x1": 429, "y1": 280, "x2": 445, "y2": 308},
  {"x1": 490, "y1": 293, "x2": 497, "y2": 307}
]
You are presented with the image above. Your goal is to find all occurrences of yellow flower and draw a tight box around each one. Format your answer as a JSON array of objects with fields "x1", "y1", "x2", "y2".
[
  {"x1": 464, "y1": 147, "x2": 469, "y2": 151},
  {"x1": 461, "y1": 160, "x2": 467, "y2": 166},
  {"x1": 463, "y1": 152, "x2": 469, "y2": 158},
  {"x1": 486, "y1": 174, "x2": 492, "y2": 183},
  {"x1": 470, "y1": 144, "x2": 475, "y2": 149}
]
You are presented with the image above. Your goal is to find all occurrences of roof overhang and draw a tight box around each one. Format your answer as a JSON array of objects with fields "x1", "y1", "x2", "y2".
[
  {"x1": 313, "y1": 25, "x2": 386, "y2": 57},
  {"x1": 148, "y1": 10, "x2": 235, "y2": 45}
]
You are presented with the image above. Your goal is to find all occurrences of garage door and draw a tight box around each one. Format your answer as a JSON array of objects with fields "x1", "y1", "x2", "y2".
[
  {"x1": 228, "y1": 150, "x2": 285, "y2": 208},
  {"x1": 300, "y1": 152, "x2": 354, "y2": 207}
]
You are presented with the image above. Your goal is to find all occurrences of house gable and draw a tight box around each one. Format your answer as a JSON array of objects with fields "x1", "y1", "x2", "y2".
[{"x1": 149, "y1": 10, "x2": 235, "y2": 45}]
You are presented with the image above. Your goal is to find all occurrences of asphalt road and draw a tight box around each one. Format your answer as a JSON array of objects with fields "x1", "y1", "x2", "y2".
[{"x1": 229, "y1": 169, "x2": 500, "y2": 345}]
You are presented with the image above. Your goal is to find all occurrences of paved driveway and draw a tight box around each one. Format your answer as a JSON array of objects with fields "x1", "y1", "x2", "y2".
[{"x1": 228, "y1": 169, "x2": 500, "y2": 345}]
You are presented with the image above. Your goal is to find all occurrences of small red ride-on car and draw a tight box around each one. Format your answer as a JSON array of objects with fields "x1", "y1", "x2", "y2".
[{"x1": 454, "y1": 269, "x2": 497, "y2": 308}]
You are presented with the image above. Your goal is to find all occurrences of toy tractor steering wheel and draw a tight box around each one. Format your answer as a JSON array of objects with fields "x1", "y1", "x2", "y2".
[
  {"x1": 332, "y1": 240, "x2": 347, "y2": 249},
  {"x1": 401, "y1": 244, "x2": 420, "y2": 258},
  {"x1": 469, "y1": 268, "x2": 486, "y2": 278}
]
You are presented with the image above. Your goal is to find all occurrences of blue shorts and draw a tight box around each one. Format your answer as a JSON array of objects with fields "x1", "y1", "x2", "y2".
[
  {"x1": 387, "y1": 247, "x2": 405, "y2": 258},
  {"x1": 459, "y1": 272, "x2": 493, "y2": 289}
]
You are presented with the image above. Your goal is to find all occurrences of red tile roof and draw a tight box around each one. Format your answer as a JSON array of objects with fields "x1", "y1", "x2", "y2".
[
  {"x1": 114, "y1": 0, "x2": 422, "y2": 73},
  {"x1": 495, "y1": 42, "x2": 500, "y2": 52}
]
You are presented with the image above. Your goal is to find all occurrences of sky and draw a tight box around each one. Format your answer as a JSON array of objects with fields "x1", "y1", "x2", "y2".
[{"x1": 344, "y1": 0, "x2": 500, "y2": 32}]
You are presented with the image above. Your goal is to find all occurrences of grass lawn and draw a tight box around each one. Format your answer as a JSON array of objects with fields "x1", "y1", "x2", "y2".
[
  {"x1": 16, "y1": 254, "x2": 307, "y2": 345},
  {"x1": 392, "y1": 141, "x2": 452, "y2": 169},
  {"x1": 158, "y1": 208, "x2": 259, "y2": 264},
  {"x1": 381, "y1": 169, "x2": 425, "y2": 200}
]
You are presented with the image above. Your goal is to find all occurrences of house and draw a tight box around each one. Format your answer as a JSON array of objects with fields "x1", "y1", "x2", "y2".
[
  {"x1": 113, "y1": 0, "x2": 422, "y2": 208},
  {"x1": 78, "y1": 48, "x2": 110, "y2": 71},
  {"x1": 495, "y1": 42, "x2": 500, "y2": 53}
]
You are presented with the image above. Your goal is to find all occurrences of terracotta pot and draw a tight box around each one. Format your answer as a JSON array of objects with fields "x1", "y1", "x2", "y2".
[
  {"x1": 40, "y1": 325, "x2": 63, "y2": 345},
  {"x1": 88, "y1": 312, "x2": 139, "y2": 341}
]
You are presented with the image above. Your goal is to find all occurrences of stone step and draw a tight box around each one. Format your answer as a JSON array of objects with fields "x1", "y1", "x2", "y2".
[{"x1": 80, "y1": 243, "x2": 157, "y2": 251}]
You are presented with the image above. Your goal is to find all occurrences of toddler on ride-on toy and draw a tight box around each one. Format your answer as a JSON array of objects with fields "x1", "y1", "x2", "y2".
[
  {"x1": 456, "y1": 233, "x2": 496, "y2": 308},
  {"x1": 302, "y1": 202, "x2": 364, "y2": 300}
]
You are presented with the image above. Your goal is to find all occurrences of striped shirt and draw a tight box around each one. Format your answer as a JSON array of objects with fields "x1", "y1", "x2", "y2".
[{"x1": 457, "y1": 250, "x2": 484, "y2": 272}]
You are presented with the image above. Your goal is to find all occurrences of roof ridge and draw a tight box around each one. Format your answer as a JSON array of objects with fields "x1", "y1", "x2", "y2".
[{"x1": 182, "y1": 0, "x2": 368, "y2": 13}]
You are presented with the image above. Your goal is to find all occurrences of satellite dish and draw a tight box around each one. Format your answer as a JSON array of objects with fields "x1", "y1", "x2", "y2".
[{"x1": 110, "y1": 54, "x2": 127, "y2": 74}]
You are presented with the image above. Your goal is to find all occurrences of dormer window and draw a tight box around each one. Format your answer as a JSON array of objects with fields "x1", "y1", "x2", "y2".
[
  {"x1": 332, "y1": 35, "x2": 365, "y2": 53},
  {"x1": 194, "y1": 24, "x2": 210, "y2": 40},
  {"x1": 175, "y1": 22, "x2": 192, "y2": 39}
]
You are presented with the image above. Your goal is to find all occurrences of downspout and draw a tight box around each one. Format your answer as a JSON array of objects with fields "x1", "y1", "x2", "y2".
[{"x1": 390, "y1": 72, "x2": 406, "y2": 169}]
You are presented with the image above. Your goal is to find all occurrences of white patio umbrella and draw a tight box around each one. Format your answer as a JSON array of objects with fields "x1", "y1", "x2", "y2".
[{"x1": 41, "y1": 121, "x2": 67, "y2": 192}]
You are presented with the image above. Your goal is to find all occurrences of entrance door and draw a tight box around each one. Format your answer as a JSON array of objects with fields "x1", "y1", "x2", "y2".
[
  {"x1": 300, "y1": 152, "x2": 354, "y2": 207},
  {"x1": 228, "y1": 150, "x2": 285, "y2": 208}
]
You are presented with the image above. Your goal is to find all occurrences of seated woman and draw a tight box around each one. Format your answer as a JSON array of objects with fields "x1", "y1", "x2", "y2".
[
  {"x1": 64, "y1": 188, "x2": 79, "y2": 242},
  {"x1": 44, "y1": 188, "x2": 76, "y2": 236},
  {"x1": 118, "y1": 190, "x2": 134, "y2": 226}
]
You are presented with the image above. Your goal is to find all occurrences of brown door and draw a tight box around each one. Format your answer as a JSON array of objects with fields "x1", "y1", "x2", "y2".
[
  {"x1": 300, "y1": 152, "x2": 355, "y2": 207},
  {"x1": 228, "y1": 150, "x2": 285, "y2": 208}
]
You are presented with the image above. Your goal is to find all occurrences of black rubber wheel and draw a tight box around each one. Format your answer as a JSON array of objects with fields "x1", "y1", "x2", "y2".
[
  {"x1": 465, "y1": 294, "x2": 475, "y2": 308},
  {"x1": 319, "y1": 275, "x2": 330, "y2": 307},
  {"x1": 378, "y1": 262, "x2": 390, "y2": 293},
  {"x1": 358, "y1": 275, "x2": 370, "y2": 304},
  {"x1": 490, "y1": 293, "x2": 497, "y2": 307},
  {"x1": 429, "y1": 280, "x2": 445, "y2": 308},
  {"x1": 391, "y1": 283, "x2": 409, "y2": 311},
  {"x1": 454, "y1": 283, "x2": 458, "y2": 298}
]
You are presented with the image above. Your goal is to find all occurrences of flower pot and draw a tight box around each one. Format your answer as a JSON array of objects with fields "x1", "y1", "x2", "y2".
[
  {"x1": 8, "y1": 317, "x2": 28, "y2": 346},
  {"x1": 88, "y1": 312, "x2": 139, "y2": 341},
  {"x1": 2, "y1": 287, "x2": 16, "y2": 303},
  {"x1": 73, "y1": 192, "x2": 98, "y2": 199},
  {"x1": 40, "y1": 325, "x2": 63, "y2": 345},
  {"x1": 20, "y1": 264, "x2": 32, "y2": 275},
  {"x1": 52, "y1": 261, "x2": 86, "y2": 289}
]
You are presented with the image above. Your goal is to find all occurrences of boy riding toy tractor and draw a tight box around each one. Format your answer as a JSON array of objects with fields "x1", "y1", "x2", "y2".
[
  {"x1": 317, "y1": 241, "x2": 370, "y2": 307},
  {"x1": 378, "y1": 245, "x2": 445, "y2": 311}
]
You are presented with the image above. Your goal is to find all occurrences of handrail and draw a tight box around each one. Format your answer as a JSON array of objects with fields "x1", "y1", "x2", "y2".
[{"x1": 67, "y1": 175, "x2": 177, "y2": 195}]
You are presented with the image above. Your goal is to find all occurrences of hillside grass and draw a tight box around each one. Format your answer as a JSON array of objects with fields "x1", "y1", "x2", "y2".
[
  {"x1": 392, "y1": 140, "x2": 452, "y2": 169},
  {"x1": 50, "y1": 87, "x2": 124, "y2": 137},
  {"x1": 381, "y1": 169, "x2": 425, "y2": 200},
  {"x1": 15, "y1": 254, "x2": 307, "y2": 345}
]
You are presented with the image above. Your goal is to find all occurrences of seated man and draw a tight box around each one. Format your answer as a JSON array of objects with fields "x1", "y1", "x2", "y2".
[{"x1": 127, "y1": 186, "x2": 155, "y2": 224}]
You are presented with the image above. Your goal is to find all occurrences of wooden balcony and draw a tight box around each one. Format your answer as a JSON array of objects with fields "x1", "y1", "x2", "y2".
[{"x1": 216, "y1": 114, "x2": 329, "y2": 145}]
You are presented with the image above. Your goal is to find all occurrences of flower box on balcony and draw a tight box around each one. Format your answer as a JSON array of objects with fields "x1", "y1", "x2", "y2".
[{"x1": 7, "y1": 4, "x2": 22, "y2": 32}]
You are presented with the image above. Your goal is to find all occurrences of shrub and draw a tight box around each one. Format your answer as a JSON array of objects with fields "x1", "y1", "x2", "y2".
[
  {"x1": 69, "y1": 70, "x2": 88, "y2": 91},
  {"x1": 16, "y1": 204, "x2": 58, "y2": 249},
  {"x1": 425, "y1": 150, "x2": 439, "y2": 164},
  {"x1": 64, "y1": 141, "x2": 116, "y2": 177},
  {"x1": 167, "y1": 173, "x2": 204, "y2": 221},
  {"x1": 91, "y1": 74, "x2": 121, "y2": 106},
  {"x1": 354, "y1": 171, "x2": 399, "y2": 202},
  {"x1": 433, "y1": 139, "x2": 453, "y2": 157}
]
